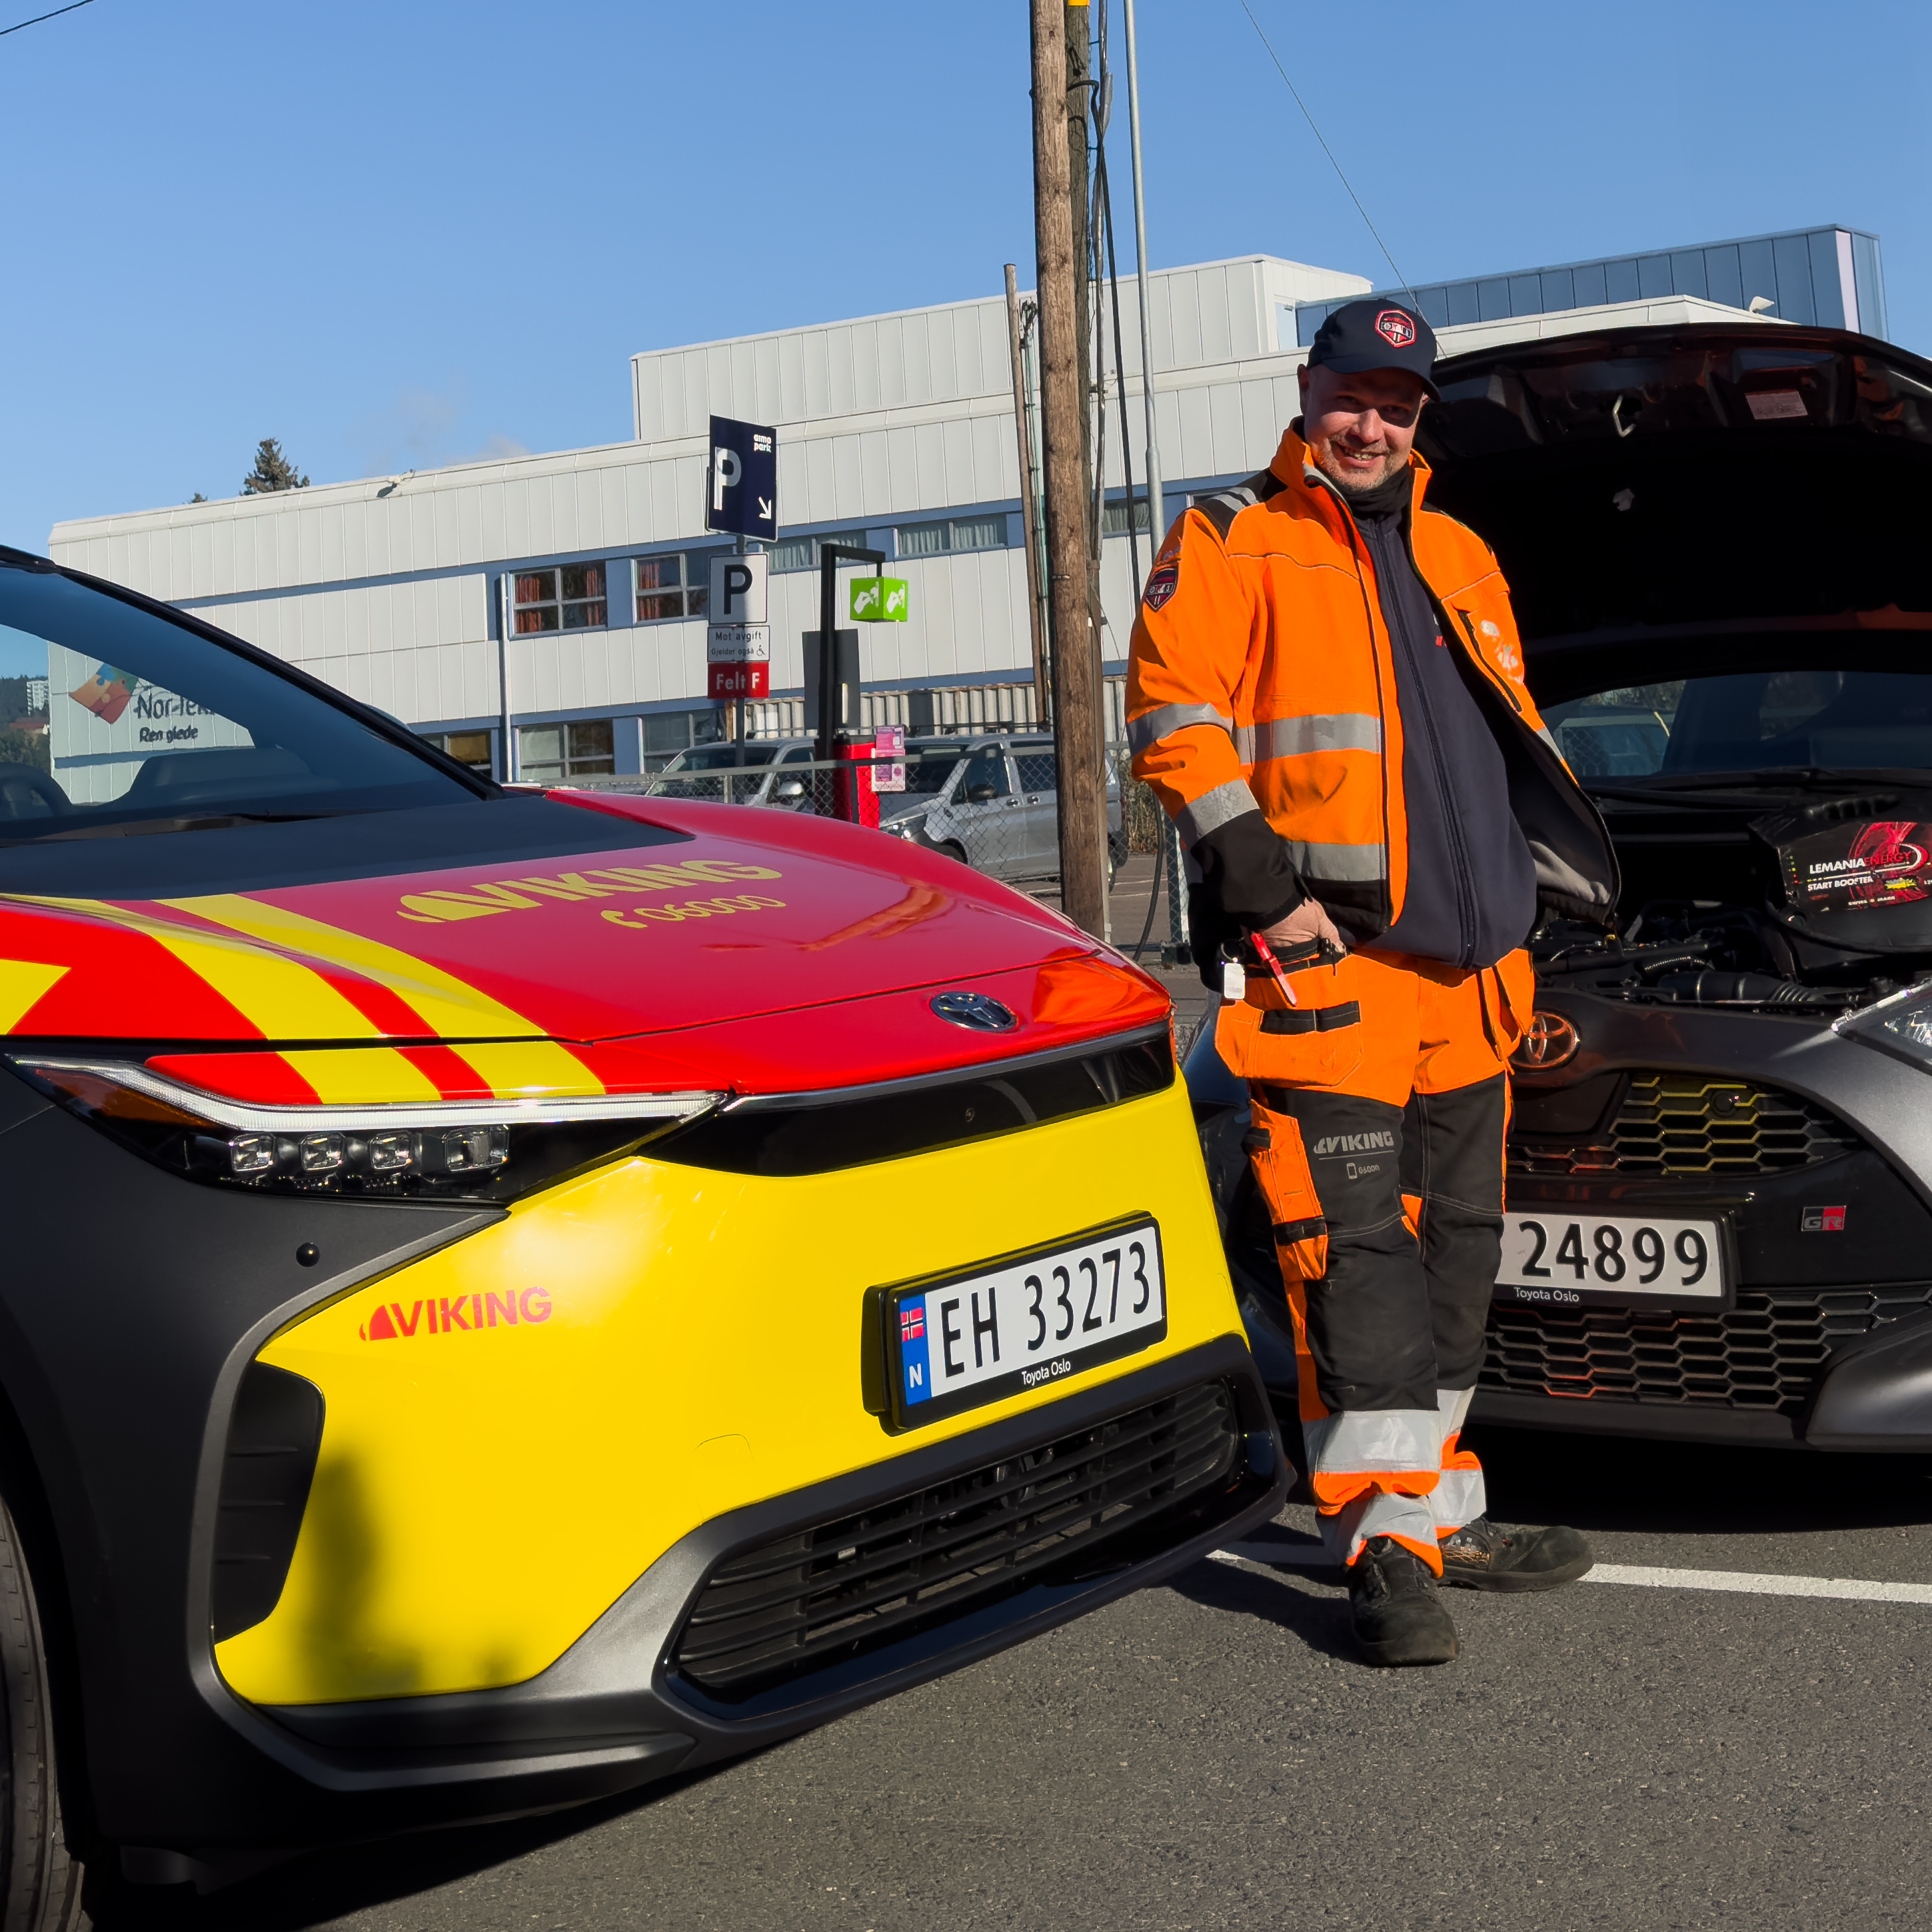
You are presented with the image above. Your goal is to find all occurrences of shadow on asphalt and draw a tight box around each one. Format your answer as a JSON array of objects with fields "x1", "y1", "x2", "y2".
[
  {"x1": 1164, "y1": 1558, "x2": 1354, "y2": 1660},
  {"x1": 79, "y1": 1753, "x2": 755, "y2": 1932},
  {"x1": 1469, "y1": 1423, "x2": 1932, "y2": 1536}
]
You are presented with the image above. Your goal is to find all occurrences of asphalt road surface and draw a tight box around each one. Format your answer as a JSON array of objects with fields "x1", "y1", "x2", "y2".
[{"x1": 89, "y1": 1424, "x2": 1932, "y2": 1932}]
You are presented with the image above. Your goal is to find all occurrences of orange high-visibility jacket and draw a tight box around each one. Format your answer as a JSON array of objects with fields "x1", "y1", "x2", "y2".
[{"x1": 1128, "y1": 425, "x2": 1616, "y2": 952}]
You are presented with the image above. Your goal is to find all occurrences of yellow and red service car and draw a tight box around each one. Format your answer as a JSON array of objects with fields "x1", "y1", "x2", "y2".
[{"x1": 0, "y1": 549, "x2": 1281, "y2": 1917}]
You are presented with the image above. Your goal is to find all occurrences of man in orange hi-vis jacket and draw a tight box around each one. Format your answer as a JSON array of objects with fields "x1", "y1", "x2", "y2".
[{"x1": 1129, "y1": 299, "x2": 1619, "y2": 1667}]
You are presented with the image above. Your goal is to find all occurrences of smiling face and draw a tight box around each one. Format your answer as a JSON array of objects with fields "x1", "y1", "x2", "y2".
[{"x1": 1296, "y1": 361, "x2": 1431, "y2": 494}]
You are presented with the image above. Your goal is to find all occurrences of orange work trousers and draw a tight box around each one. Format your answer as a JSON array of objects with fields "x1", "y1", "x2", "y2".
[{"x1": 1218, "y1": 943, "x2": 1534, "y2": 1572}]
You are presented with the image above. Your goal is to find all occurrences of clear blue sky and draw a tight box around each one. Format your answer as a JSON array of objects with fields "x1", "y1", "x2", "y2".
[{"x1": 1, "y1": 0, "x2": 1925, "y2": 606}]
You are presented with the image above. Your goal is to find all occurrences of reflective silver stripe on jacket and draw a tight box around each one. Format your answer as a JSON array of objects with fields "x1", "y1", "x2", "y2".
[
  {"x1": 1244, "y1": 712, "x2": 1384, "y2": 762},
  {"x1": 1302, "y1": 1407, "x2": 1440, "y2": 1478},
  {"x1": 1126, "y1": 702, "x2": 1236, "y2": 756},
  {"x1": 1173, "y1": 780, "x2": 1259, "y2": 846},
  {"x1": 1279, "y1": 837, "x2": 1387, "y2": 882}
]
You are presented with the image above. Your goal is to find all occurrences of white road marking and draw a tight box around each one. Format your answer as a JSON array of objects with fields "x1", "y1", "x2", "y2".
[
  {"x1": 1209, "y1": 1546, "x2": 1932, "y2": 1605},
  {"x1": 1585, "y1": 1563, "x2": 1932, "y2": 1605},
  {"x1": 1215, "y1": 1540, "x2": 1332, "y2": 1569}
]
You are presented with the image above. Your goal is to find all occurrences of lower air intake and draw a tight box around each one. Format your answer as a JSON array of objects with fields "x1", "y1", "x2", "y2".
[{"x1": 672, "y1": 1379, "x2": 1241, "y2": 1701}]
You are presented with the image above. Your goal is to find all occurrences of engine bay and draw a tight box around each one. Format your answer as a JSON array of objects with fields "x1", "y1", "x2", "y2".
[{"x1": 1538, "y1": 782, "x2": 1932, "y2": 1014}]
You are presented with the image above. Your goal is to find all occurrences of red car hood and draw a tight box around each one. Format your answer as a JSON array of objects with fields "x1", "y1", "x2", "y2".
[{"x1": 0, "y1": 792, "x2": 1168, "y2": 1104}]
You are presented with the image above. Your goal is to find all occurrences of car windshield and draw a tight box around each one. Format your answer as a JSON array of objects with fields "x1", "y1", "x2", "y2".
[
  {"x1": 0, "y1": 566, "x2": 476, "y2": 844},
  {"x1": 901, "y1": 741, "x2": 964, "y2": 794},
  {"x1": 1545, "y1": 670, "x2": 1932, "y2": 782},
  {"x1": 664, "y1": 744, "x2": 782, "y2": 773}
]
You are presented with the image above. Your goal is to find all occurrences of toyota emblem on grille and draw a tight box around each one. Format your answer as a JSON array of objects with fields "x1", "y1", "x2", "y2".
[
  {"x1": 930, "y1": 991, "x2": 1017, "y2": 1032},
  {"x1": 1513, "y1": 1012, "x2": 1579, "y2": 1070}
]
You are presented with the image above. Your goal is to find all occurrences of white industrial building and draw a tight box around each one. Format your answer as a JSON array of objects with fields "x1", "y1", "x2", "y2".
[{"x1": 49, "y1": 227, "x2": 1865, "y2": 787}]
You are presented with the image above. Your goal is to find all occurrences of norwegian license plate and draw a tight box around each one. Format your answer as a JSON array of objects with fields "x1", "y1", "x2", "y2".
[
  {"x1": 886, "y1": 1220, "x2": 1168, "y2": 1429},
  {"x1": 1497, "y1": 1211, "x2": 1729, "y2": 1310}
]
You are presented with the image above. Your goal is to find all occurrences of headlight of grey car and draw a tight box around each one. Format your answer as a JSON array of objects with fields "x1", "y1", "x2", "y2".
[{"x1": 1835, "y1": 982, "x2": 1932, "y2": 1071}]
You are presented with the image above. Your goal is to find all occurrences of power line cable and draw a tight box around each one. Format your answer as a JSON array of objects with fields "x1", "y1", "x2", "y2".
[
  {"x1": 1235, "y1": 0, "x2": 1415, "y2": 301},
  {"x1": 0, "y1": 0, "x2": 93, "y2": 37}
]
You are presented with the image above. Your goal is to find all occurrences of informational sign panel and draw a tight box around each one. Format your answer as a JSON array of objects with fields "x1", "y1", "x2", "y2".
[
  {"x1": 710, "y1": 553, "x2": 769, "y2": 624},
  {"x1": 706, "y1": 415, "x2": 777, "y2": 542},
  {"x1": 803, "y1": 630, "x2": 861, "y2": 732},
  {"x1": 872, "y1": 724, "x2": 906, "y2": 792},
  {"x1": 850, "y1": 576, "x2": 908, "y2": 622},
  {"x1": 708, "y1": 662, "x2": 769, "y2": 701}
]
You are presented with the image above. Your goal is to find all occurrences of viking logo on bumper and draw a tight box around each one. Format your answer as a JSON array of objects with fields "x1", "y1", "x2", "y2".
[{"x1": 361, "y1": 1287, "x2": 552, "y2": 1339}]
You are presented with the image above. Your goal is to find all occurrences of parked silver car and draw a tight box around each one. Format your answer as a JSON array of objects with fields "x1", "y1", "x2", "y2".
[
  {"x1": 647, "y1": 738, "x2": 818, "y2": 808},
  {"x1": 878, "y1": 735, "x2": 1125, "y2": 885}
]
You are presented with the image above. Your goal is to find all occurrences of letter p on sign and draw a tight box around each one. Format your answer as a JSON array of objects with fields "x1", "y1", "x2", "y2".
[
  {"x1": 710, "y1": 551, "x2": 768, "y2": 624},
  {"x1": 712, "y1": 446, "x2": 742, "y2": 512}
]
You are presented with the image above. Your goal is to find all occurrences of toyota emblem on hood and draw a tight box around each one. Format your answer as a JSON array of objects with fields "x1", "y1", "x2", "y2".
[
  {"x1": 930, "y1": 991, "x2": 1018, "y2": 1032},
  {"x1": 1512, "y1": 1012, "x2": 1579, "y2": 1070}
]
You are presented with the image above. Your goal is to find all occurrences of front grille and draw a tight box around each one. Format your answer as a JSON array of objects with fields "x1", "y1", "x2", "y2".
[
  {"x1": 1510, "y1": 1071, "x2": 1861, "y2": 1180},
  {"x1": 1481, "y1": 1282, "x2": 1932, "y2": 1414},
  {"x1": 673, "y1": 1379, "x2": 1241, "y2": 1701}
]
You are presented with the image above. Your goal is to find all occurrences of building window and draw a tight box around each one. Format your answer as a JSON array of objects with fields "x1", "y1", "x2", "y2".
[
  {"x1": 894, "y1": 513, "x2": 1008, "y2": 559},
  {"x1": 634, "y1": 552, "x2": 724, "y2": 622},
  {"x1": 513, "y1": 564, "x2": 606, "y2": 634},
  {"x1": 517, "y1": 719, "x2": 616, "y2": 784},
  {"x1": 1102, "y1": 496, "x2": 1151, "y2": 537},
  {"x1": 770, "y1": 532, "x2": 869, "y2": 574},
  {"x1": 421, "y1": 729, "x2": 493, "y2": 776}
]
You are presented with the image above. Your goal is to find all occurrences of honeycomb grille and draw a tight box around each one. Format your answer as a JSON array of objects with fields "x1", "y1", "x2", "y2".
[
  {"x1": 1509, "y1": 1072, "x2": 1861, "y2": 1180},
  {"x1": 1481, "y1": 1283, "x2": 1932, "y2": 1414}
]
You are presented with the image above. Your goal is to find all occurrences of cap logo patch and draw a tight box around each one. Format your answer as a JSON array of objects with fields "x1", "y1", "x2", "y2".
[
  {"x1": 1376, "y1": 309, "x2": 1418, "y2": 348},
  {"x1": 1144, "y1": 559, "x2": 1180, "y2": 612}
]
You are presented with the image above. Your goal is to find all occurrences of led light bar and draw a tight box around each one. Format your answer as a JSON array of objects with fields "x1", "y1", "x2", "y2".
[{"x1": 8, "y1": 1057, "x2": 726, "y2": 1135}]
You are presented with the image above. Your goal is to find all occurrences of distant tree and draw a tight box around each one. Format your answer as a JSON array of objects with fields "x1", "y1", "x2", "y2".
[
  {"x1": 189, "y1": 492, "x2": 207, "y2": 503},
  {"x1": 241, "y1": 439, "x2": 309, "y2": 494},
  {"x1": 0, "y1": 726, "x2": 50, "y2": 776}
]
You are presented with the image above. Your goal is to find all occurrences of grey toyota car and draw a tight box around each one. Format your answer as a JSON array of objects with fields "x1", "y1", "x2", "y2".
[{"x1": 1191, "y1": 321, "x2": 1932, "y2": 1452}]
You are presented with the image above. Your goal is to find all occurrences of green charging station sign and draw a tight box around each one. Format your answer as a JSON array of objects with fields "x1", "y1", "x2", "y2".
[{"x1": 850, "y1": 577, "x2": 908, "y2": 622}]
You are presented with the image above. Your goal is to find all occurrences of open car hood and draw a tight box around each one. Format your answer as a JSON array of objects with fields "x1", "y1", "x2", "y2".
[
  {"x1": 1414, "y1": 323, "x2": 1932, "y2": 698},
  {"x1": 0, "y1": 792, "x2": 1164, "y2": 1102}
]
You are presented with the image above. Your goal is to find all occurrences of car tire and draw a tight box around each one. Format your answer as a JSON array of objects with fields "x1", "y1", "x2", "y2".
[
  {"x1": 0, "y1": 1492, "x2": 84, "y2": 1932},
  {"x1": 937, "y1": 841, "x2": 970, "y2": 869}
]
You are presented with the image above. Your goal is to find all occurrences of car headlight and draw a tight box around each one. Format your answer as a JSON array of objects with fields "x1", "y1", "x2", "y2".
[
  {"x1": 8, "y1": 1056, "x2": 724, "y2": 1205},
  {"x1": 1834, "y1": 982, "x2": 1932, "y2": 1073}
]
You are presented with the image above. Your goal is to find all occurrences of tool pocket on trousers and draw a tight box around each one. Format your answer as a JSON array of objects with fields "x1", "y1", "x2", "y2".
[
  {"x1": 1215, "y1": 953, "x2": 1363, "y2": 1089},
  {"x1": 1244, "y1": 1100, "x2": 1328, "y2": 1282}
]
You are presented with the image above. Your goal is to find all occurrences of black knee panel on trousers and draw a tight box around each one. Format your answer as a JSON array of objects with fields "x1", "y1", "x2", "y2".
[{"x1": 1402, "y1": 1076, "x2": 1507, "y2": 1390}]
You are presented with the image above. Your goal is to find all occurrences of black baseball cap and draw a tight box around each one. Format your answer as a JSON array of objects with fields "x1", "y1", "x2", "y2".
[{"x1": 1307, "y1": 299, "x2": 1440, "y2": 399}]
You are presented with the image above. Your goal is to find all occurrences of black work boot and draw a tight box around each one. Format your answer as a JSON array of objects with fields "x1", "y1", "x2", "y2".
[
  {"x1": 1348, "y1": 1536, "x2": 1458, "y2": 1667},
  {"x1": 1439, "y1": 1515, "x2": 1595, "y2": 1593}
]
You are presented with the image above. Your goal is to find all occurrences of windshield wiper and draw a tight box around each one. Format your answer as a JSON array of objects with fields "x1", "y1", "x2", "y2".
[{"x1": 0, "y1": 810, "x2": 348, "y2": 848}]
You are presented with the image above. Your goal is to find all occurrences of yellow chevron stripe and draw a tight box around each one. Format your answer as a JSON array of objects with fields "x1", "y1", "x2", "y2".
[
  {"x1": 0, "y1": 960, "x2": 67, "y2": 1032},
  {"x1": 281, "y1": 1048, "x2": 445, "y2": 1106},
  {"x1": 7, "y1": 898, "x2": 384, "y2": 1040},
  {"x1": 160, "y1": 895, "x2": 545, "y2": 1040},
  {"x1": 447, "y1": 1038, "x2": 607, "y2": 1099},
  {"x1": 161, "y1": 896, "x2": 605, "y2": 1100}
]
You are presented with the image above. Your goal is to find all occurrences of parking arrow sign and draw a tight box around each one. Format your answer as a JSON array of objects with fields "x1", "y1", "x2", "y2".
[{"x1": 706, "y1": 415, "x2": 777, "y2": 542}]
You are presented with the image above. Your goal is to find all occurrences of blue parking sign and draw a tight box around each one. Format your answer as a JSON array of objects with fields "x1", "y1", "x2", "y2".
[{"x1": 706, "y1": 415, "x2": 777, "y2": 540}]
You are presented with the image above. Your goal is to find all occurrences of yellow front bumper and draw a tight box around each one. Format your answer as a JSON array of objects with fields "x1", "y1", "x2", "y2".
[{"x1": 215, "y1": 1076, "x2": 1246, "y2": 1707}]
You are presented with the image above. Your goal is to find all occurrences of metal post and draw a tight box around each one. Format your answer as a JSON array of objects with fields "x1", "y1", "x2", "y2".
[
  {"x1": 1004, "y1": 264, "x2": 1051, "y2": 726},
  {"x1": 1122, "y1": 0, "x2": 1165, "y2": 547},
  {"x1": 815, "y1": 542, "x2": 884, "y2": 823},
  {"x1": 496, "y1": 572, "x2": 516, "y2": 784}
]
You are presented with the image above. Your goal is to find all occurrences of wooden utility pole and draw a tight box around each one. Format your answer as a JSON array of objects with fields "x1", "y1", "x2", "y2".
[{"x1": 1032, "y1": 0, "x2": 1108, "y2": 938}]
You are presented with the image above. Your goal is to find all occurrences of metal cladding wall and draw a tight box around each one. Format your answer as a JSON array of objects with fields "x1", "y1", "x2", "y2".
[{"x1": 47, "y1": 256, "x2": 1781, "y2": 768}]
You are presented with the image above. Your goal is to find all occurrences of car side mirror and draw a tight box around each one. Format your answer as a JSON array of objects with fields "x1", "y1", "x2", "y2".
[
  {"x1": 967, "y1": 784, "x2": 998, "y2": 802},
  {"x1": 775, "y1": 780, "x2": 805, "y2": 799}
]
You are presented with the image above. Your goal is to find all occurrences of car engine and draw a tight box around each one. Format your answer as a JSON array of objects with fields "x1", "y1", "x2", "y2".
[{"x1": 1540, "y1": 790, "x2": 1932, "y2": 1014}]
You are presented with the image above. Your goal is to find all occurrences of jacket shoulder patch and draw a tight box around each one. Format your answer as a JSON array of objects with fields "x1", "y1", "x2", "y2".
[{"x1": 1143, "y1": 557, "x2": 1180, "y2": 610}]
